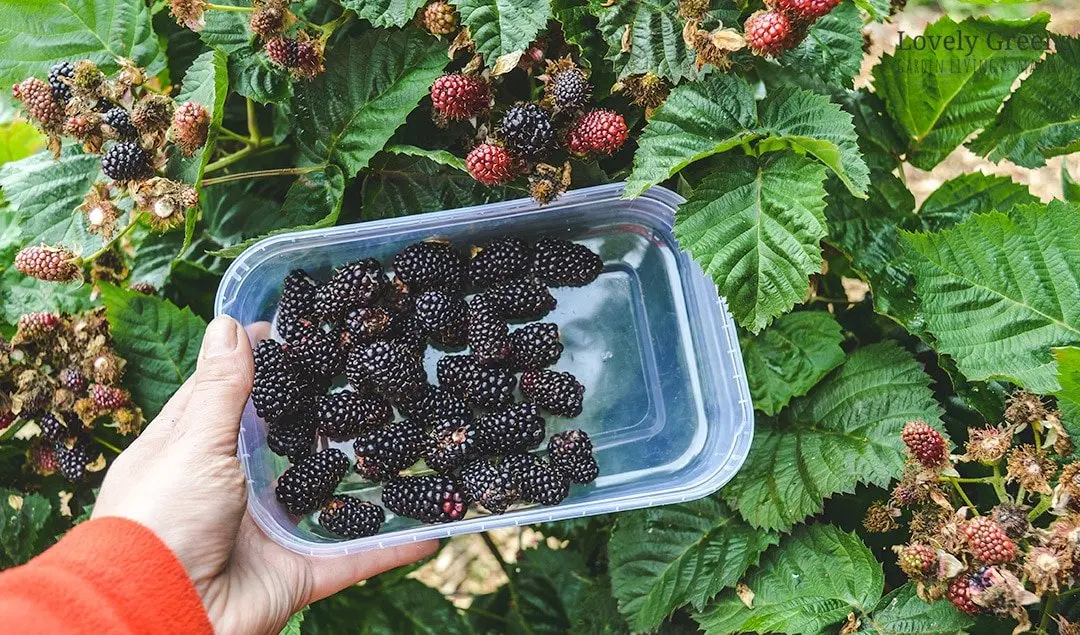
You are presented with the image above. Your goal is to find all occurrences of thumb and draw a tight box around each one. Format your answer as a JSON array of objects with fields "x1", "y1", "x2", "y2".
[{"x1": 171, "y1": 315, "x2": 254, "y2": 453}]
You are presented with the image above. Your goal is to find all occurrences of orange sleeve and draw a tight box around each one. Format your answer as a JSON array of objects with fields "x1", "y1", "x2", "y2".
[{"x1": 0, "y1": 517, "x2": 213, "y2": 635}]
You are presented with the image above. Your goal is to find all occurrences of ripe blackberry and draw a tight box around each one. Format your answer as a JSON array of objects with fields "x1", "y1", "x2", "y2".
[
  {"x1": 547, "y1": 429, "x2": 599, "y2": 483},
  {"x1": 253, "y1": 340, "x2": 304, "y2": 423},
  {"x1": 521, "y1": 370, "x2": 584, "y2": 417},
  {"x1": 172, "y1": 102, "x2": 210, "y2": 157},
  {"x1": 15, "y1": 245, "x2": 80, "y2": 282},
  {"x1": 425, "y1": 417, "x2": 481, "y2": 473},
  {"x1": 744, "y1": 10, "x2": 799, "y2": 57},
  {"x1": 353, "y1": 420, "x2": 426, "y2": 481},
  {"x1": 548, "y1": 67, "x2": 591, "y2": 112},
  {"x1": 309, "y1": 391, "x2": 392, "y2": 440},
  {"x1": 503, "y1": 453, "x2": 569, "y2": 506},
  {"x1": 393, "y1": 241, "x2": 467, "y2": 293},
  {"x1": 61, "y1": 367, "x2": 88, "y2": 393},
  {"x1": 39, "y1": 413, "x2": 66, "y2": 443},
  {"x1": 346, "y1": 341, "x2": 426, "y2": 403},
  {"x1": 55, "y1": 435, "x2": 92, "y2": 482},
  {"x1": 467, "y1": 296, "x2": 512, "y2": 365},
  {"x1": 343, "y1": 306, "x2": 392, "y2": 344},
  {"x1": 896, "y1": 543, "x2": 937, "y2": 580},
  {"x1": 487, "y1": 278, "x2": 556, "y2": 320},
  {"x1": 387, "y1": 312, "x2": 428, "y2": 359},
  {"x1": 901, "y1": 420, "x2": 948, "y2": 468},
  {"x1": 90, "y1": 384, "x2": 128, "y2": 410},
  {"x1": 319, "y1": 496, "x2": 385, "y2": 538},
  {"x1": 315, "y1": 258, "x2": 387, "y2": 320},
  {"x1": 48, "y1": 62, "x2": 75, "y2": 102},
  {"x1": 460, "y1": 459, "x2": 520, "y2": 514},
  {"x1": 12, "y1": 78, "x2": 62, "y2": 127},
  {"x1": 382, "y1": 277, "x2": 414, "y2": 314},
  {"x1": 509, "y1": 323, "x2": 562, "y2": 370},
  {"x1": 437, "y1": 355, "x2": 516, "y2": 410},
  {"x1": 478, "y1": 403, "x2": 546, "y2": 454},
  {"x1": 286, "y1": 321, "x2": 346, "y2": 377},
  {"x1": 431, "y1": 73, "x2": 489, "y2": 120},
  {"x1": 275, "y1": 448, "x2": 350, "y2": 515},
  {"x1": 277, "y1": 269, "x2": 320, "y2": 339},
  {"x1": 102, "y1": 107, "x2": 137, "y2": 140},
  {"x1": 267, "y1": 418, "x2": 317, "y2": 463},
  {"x1": 0, "y1": 411, "x2": 15, "y2": 434},
  {"x1": 101, "y1": 142, "x2": 150, "y2": 181},
  {"x1": 469, "y1": 237, "x2": 533, "y2": 288},
  {"x1": 421, "y1": 1, "x2": 458, "y2": 36},
  {"x1": 499, "y1": 103, "x2": 555, "y2": 160},
  {"x1": 990, "y1": 504, "x2": 1030, "y2": 540},
  {"x1": 566, "y1": 110, "x2": 628, "y2": 157},
  {"x1": 414, "y1": 290, "x2": 467, "y2": 349},
  {"x1": 947, "y1": 569, "x2": 986, "y2": 616},
  {"x1": 382, "y1": 475, "x2": 469, "y2": 523},
  {"x1": 777, "y1": 0, "x2": 842, "y2": 21},
  {"x1": 962, "y1": 517, "x2": 1018, "y2": 564},
  {"x1": 466, "y1": 143, "x2": 520, "y2": 186},
  {"x1": 398, "y1": 385, "x2": 471, "y2": 426},
  {"x1": 533, "y1": 239, "x2": 603, "y2": 287}
]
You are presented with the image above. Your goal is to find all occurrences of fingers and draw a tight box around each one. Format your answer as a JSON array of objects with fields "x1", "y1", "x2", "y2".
[
  {"x1": 306, "y1": 540, "x2": 440, "y2": 603},
  {"x1": 130, "y1": 375, "x2": 197, "y2": 453},
  {"x1": 170, "y1": 315, "x2": 254, "y2": 453}
]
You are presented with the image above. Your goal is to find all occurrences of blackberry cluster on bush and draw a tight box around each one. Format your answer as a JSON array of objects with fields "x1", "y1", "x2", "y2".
[
  {"x1": 48, "y1": 62, "x2": 75, "y2": 102},
  {"x1": 101, "y1": 142, "x2": 150, "y2": 181}
]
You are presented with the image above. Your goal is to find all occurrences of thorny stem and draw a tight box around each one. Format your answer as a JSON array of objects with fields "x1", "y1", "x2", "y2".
[
  {"x1": 204, "y1": 3, "x2": 254, "y2": 12},
  {"x1": 947, "y1": 478, "x2": 979, "y2": 514},
  {"x1": 91, "y1": 434, "x2": 123, "y2": 455},
  {"x1": 1029, "y1": 494, "x2": 1053, "y2": 522},
  {"x1": 202, "y1": 142, "x2": 289, "y2": 174},
  {"x1": 201, "y1": 164, "x2": 318, "y2": 187},
  {"x1": 1039, "y1": 594, "x2": 1057, "y2": 633},
  {"x1": 77, "y1": 213, "x2": 147, "y2": 264},
  {"x1": 246, "y1": 97, "x2": 261, "y2": 146}
]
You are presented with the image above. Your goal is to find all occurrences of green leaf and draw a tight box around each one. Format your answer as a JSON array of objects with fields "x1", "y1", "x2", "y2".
[
  {"x1": 293, "y1": 29, "x2": 446, "y2": 177},
  {"x1": 341, "y1": 0, "x2": 427, "y2": 27},
  {"x1": 279, "y1": 607, "x2": 307, "y2": 635},
  {"x1": 723, "y1": 342, "x2": 942, "y2": 531},
  {"x1": 0, "y1": 0, "x2": 165, "y2": 87},
  {"x1": 198, "y1": 0, "x2": 251, "y2": 53},
  {"x1": 0, "y1": 490, "x2": 52, "y2": 567},
  {"x1": 362, "y1": 153, "x2": 510, "y2": 219},
  {"x1": 742, "y1": 311, "x2": 846, "y2": 416},
  {"x1": 968, "y1": 36, "x2": 1080, "y2": 168},
  {"x1": 0, "y1": 147, "x2": 102, "y2": 252},
  {"x1": 854, "y1": 0, "x2": 890, "y2": 22},
  {"x1": 872, "y1": 14, "x2": 1051, "y2": 170},
  {"x1": 209, "y1": 166, "x2": 346, "y2": 258},
  {"x1": 1065, "y1": 164, "x2": 1080, "y2": 203},
  {"x1": 385, "y1": 144, "x2": 467, "y2": 171},
  {"x1": 0, "y1": 266, "x2": 94, "y2": 324},
  {"x1": 569, "y1": 575, "x2": 630, "y2": 635},
  {"x1": 305, "y1": 578, "x2": 472, "y2": 634},
  {"x1": 512, "y1": 544, "x2": 588, "y2": 633},
  {"x1": 451, "y1": 0, "x2": 550, "y2": 70},
  {"x1": 695, "y1": 525, "x2": 884, "y2": 635},
  {"x1": 608, "y1": 496, "x2": 779, "y2": 632},
  {"x1": 915, "y1": 172, "x2": 1037, "y2": 233},
  {"x1": 167, "y1": 49, "x2": 229, "y2": 187},
  {"x1": 903, "y1": 200, "x2": 1080, "y2": 393},
  {"x1": 756, "y1": 86, "x2": 869, "y2": 198},
  {"x1": 623, "y1": 73, "x2": 758, "y2": 199},
  {"x1": 859, "y1": 584, "x2": 972, "y2": 634},
  {"x1": 230, "y1": 48, "x2": 292, "y2": 104},
  {"x1": 0, "y1": 121, "x2": 43, "y2": 166},
  {"x1": 100, "y1": 283, "x2": 206, "y2": 418},
  {"x1": 1054, "y1": 347, "x2": 1080, "y2": 448},
  {"x1": 781, "y1": 0, "x2": 863, "y2": 89},
  {"x1": 675, "y1": 153, "x2": 827, "y2": 333}
]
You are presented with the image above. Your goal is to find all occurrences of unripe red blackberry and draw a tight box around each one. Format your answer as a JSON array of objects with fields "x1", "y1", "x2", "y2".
[
  {"x1": 48, "y1": 62, "x2": 75, "y2": 102},
  {"x1": 15, "y1": 245, "x2": 80, "y2": 282},
  {"x1": 466, "y1": 143, "x2": 519, "y2": 186},
  {"x1": 744, "y1": 10, "x2": 799, "y2": 57},
  {"x1": 275, "y1": 448, "x2": 351, "y2": 515},
  {"x1": 0, "y1": 410, "x2": 15, "y2": 434},
  {"x1": 460, "y1": 459, "x2": 520, "y2": 514},
  {"x1": 962, "y1": 516, "x2": 1018, "y2": 564},
  {"x1": 901, "y1": 420, "x2": 948, "y2": 468},
  {"x1": 532, "y1": 239, "x2": 603, "y2": 286},
  {"x1": 250, "y1": 4, "x2": 289, "y2": 38},
  {"x1": 319, "y1": 496, "x2": 385, "y2": 538},
  {"x1": 90, "y1": 384, "x2": 129, "y2": 410},
  {"x1": 947, "y1": 569, "x2": 987, "y2": 615},
  {"x1": 896, "y1": 543, "x2": 937, "y2": 579},
  {"x1": 566, "y1": 109, "x2": 628, "y2": 156},
  {"x1": 509, "y1": 323, "x2": 562, "y2": 370},
  {"x1": 16, "y1": 311, "x2": 61, "y2": 342},
  {"x1": 292, "y1": 38, "x2": 325, "y2": 80},
  {"x1": 420, "y1": 1, "x2": 458, "y2": 35},
  {"x1": 469, "y1": 237, "x2": 533, "y2": 288},
  {"x1": 64, "y1": 113, "x2": 100, "y2": 140},
  {"x1": 431, "y1": 73, "x2": 490, "y2": 120},
  {"x1": 353, "y1": 420, "x2": 426, "y2": 481},
  {"x1": 499, "y1": 103, "x2": 555, "y2": 160},
  {"x1": 12, "y1": 77, "x2": 62, "y2": 128},
  {"x1": 266, "y1": 37, "x2": 299, "y2": 69},
  {"x1": 777, "y1": 0, "x2": 842, "y2": 22},
  {"x1": 547, "y1": 429, "x2": 598, "y2": 483},
  {"x1": 101, "y1": 142, "x2": 151, "y2": 181},
  {"x1": 425, "y1": 417, "x2": 482, "y2": 473},
  {"x1": 521, "y1": 370, "x2": 585, "y2": 418},
  {"x1": 383, "y1": 475, "x2": 470, "y2": 523},
  {"x1": 171, "y1": 101, "x2": 210, "y2": 157}
]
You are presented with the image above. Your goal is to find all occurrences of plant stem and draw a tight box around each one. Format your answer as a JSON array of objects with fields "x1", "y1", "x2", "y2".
[
  {"x1": 948, "y1": 478, "x2": 979, "y2": 514},
  {"x1": 937, "y1": 475, "x2": 997, "y2": 484},
  {"x1": 205, "y1": 3, "x2": 253, "y2": 12},
  {"x1": 459, "y1": 606, "x2": 508, "y2": 623},
  {"x1": 201, "y1": 165, "x2": 319, "y2": 187},
  {"x1": 1029, "y1": 494, "x2": 1053, "y2": 521},
  {"x1": 77, "y1": 214, "x2": 146, "y2": 264},
  {"x1": 216, "y1": 126, "x2": 251, "y2": 144},
  {"x1": 1039, "y1": 594, "x2": 1057, "y2": 633},
  {"x1": 480, "y1": 532, "x2": 513, "y2": 581},
  {"x1": 91, "y1": 434, "x2": 123, "y2": 455},
  {"x1": 991, "y1": 464, "x2": 1009, "y2": 503},
  {"x1": 246, "y1": 97, "x2": 261, "y2": 146}
]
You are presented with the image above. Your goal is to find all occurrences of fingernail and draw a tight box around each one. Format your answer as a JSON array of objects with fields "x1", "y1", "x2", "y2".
[{"x1": 202, "y1": 316, "x2": 239, "y2": 358}]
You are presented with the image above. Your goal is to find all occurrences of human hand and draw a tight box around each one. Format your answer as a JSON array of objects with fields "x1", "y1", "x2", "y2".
[{"x1": 91, "y1": 315, "x2": 438, "y2": 634}]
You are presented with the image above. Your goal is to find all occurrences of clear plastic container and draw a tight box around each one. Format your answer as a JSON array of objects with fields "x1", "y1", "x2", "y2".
[{"x1": 215, "y1": 183, "x2": 754, "y2": 555}]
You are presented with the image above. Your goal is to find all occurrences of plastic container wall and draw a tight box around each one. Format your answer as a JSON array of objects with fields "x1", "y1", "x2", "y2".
[{"x1": 215, "y1": 183, "x2": 753, "y2": 555}]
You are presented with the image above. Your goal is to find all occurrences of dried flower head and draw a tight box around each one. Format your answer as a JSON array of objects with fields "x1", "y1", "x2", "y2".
[
  {"x1": 988, "y1": 504, "x2": 1029, "y2": 540},
  {"x1": 613, "y1": 72, "x2": 670, "y2": 111},
  {"x1": 962, "y1": 425, "x2": 1012, "y2": 464},
  {"x1": 132, "y1": 177, "x2": 198, "y2": 232},
  {"x1": 678, "y1": 0, "x2": 710, "y2": 20},
  {"x1": 909, "y1": 505, "x2": 951, "y2": 542},
  {"x1": 170, "y1": 0, "x2": 207, "y2": 31},
  {"x1": 1004, "y1": 389, "x2": 1048, "y2": 427},
  {"x1": 1005, "y1": 444, "x2": 1056, "y2": 495},
  {"x1": 77, "y1": 184, "x2": 122, "y2": 238},
  {"x1": 528, "y1": 162, "x2": 571, "y2": 206},
  {"x1": 862, "y1": 500, "x2": 899, "y2": 533},
  {"x1": 684, "y1": 21, "x2": 745, "y2": 70},
  {"x1": 1024, "y1": 546, "x2": 1070, "y2": 595},
  {"x1": 250, "y1": 0, "x2": 294, "y2": 38}
]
